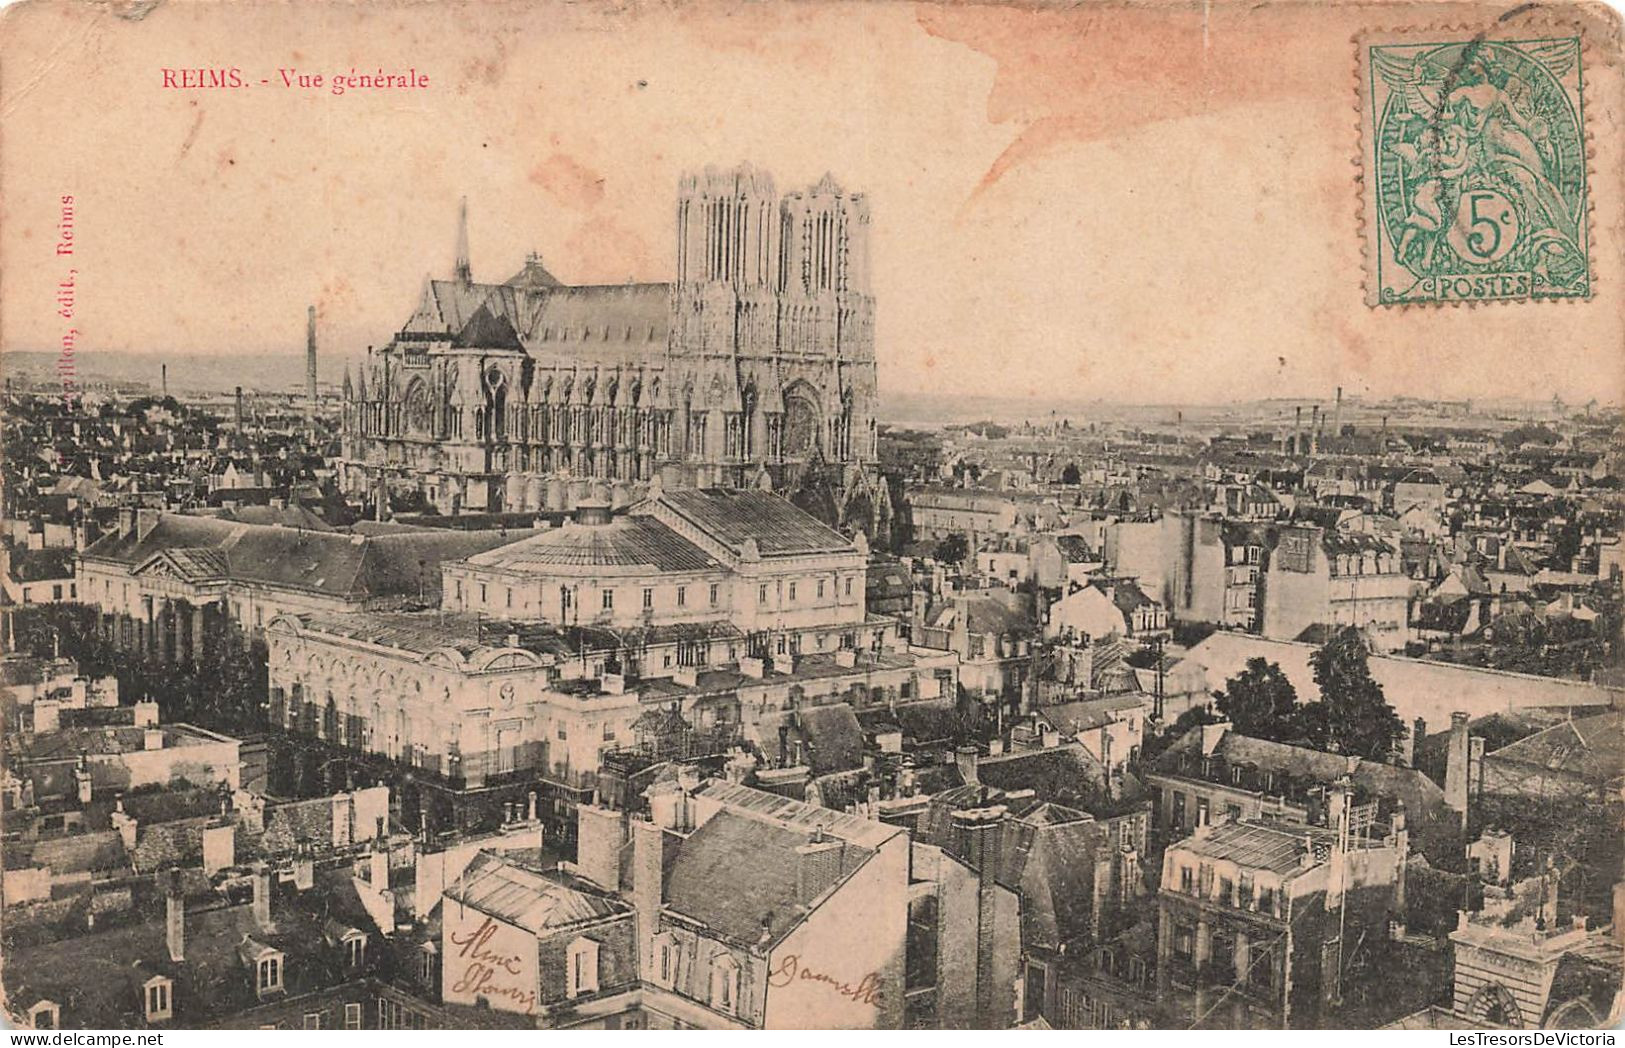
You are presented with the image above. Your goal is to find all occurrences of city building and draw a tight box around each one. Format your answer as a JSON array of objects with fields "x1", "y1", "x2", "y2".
[{"x1": 339, "y1": 166, "x2": 889, "y2": 543}]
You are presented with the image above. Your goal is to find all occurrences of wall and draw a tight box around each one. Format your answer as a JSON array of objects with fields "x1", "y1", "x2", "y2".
[{"x1": 762, "y1": 835, "x2": 909, "y2": 1029}]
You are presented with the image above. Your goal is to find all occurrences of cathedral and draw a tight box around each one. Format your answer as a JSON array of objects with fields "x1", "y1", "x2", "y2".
[{"x1": 339, "y1": 164, "x2": 892, "y2": 543}]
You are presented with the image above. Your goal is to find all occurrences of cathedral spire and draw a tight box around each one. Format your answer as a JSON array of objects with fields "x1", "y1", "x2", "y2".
[{"x1": 454, "y1": 196, "x2": 472, "y2": 284}]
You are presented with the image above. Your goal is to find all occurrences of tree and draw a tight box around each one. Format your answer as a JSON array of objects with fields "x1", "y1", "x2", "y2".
[
  {"x1": 1310, "y1": 627, "x2": 1404, "y2": 760},
  {"x1": 1215, "y1": 658, "x2": 1298, "y2": 740},
  {"x1": 933, "y1": 532, "x2": 969, "y2": 566},
  {"x1": 1060, "y1": 462, "x2": 1081, "y2": 486}
]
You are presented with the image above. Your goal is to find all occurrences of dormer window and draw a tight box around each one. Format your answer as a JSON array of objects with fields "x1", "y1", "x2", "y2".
[
  {"x1": 144, "y1": 976, "x2": 173, "y2": 1022},
  {"x1": 344, "y1": 932, "x2": 367, "y2": 968},
  {"x1": 710, "y1": 953, "x2": 741, "y2": 1016},
  {"x1": 419, "y1": 943, "x2": 438, "y2": 985},
  {"x1": 566, "y1": 936, "x2": 600, "y2": 999},
  {"x1": 28, "y1": 1001, "x2": 59, "y2": 1029},
  {"x1": 257, "y1": 952, "x2": 285, "y2": 996}
]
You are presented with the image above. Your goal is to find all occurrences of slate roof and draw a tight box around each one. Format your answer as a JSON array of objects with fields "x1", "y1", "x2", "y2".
[
  {"x1": 795, "y1": 704, "x2": 865, "y2": 777},
  {"x1": 6, "y1": 548, "x2": 76, "y2": 583},
  {"x1": 1175, "y1": 820, "x2": 1340, "y2": 875},
  {"x1": 404, "y1": 278, "x2": 670, "y2": 359},
  {"x1": 663, "y1": 809, "x2": 873, "y2": 947},
  {"x1": 692, "y1": 779, "x2": 900, "y2": 850},
  {"x1": 1484, "y1": 711, "x2": 1624, "y2": 787},
  {"x1": 81, "y1": 515, "x2": 529, "y2": 604},
  {"x1": 464, "y1": 515, "x2": 718, "y2": 574},
  {"x1": 444, "y1": 851, "x2": 630, "y2": 934},
  {"x1": 647, "y1": 489, "x2": 856, "y2": 558},
  {"x1": 3, "y1": 898, "x2": 347, "y2": 1027},
  {"x1": 4, "y1": 830, "x2": 131, "y2": 878}
]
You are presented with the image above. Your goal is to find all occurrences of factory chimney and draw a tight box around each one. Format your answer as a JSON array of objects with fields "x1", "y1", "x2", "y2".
[
  {"x1": 454, "y1": 197, "x2": 472, "y2": 285},
  {"x1": 1293, "y1": 405, "x2": 1302, "y2": 456},
  {"x1": 1310, "y1": 405, "x2": 1320, "y2": 456},
  {"x1": 161, "y1": 363, "x2": 168, "y2": 399},
  {"x1": 234, "y1": 386, "x2": 244, "y2": 431},
  {"x1": 305, "y1": 305, "x2": 317, "y2": 433},
  {"x1": 1333, "y1": 386, "x2": 1343, "y2": 439}
]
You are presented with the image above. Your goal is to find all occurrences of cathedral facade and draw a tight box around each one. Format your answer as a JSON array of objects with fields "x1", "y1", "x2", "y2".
[{"x1": 339, "y1": 164, "x2": 891, "y2": 541}]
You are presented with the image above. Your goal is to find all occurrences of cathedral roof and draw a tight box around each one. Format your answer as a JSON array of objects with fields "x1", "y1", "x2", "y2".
[{"x1": 400, "y1": 277, "x2": 671, "y2": 359}]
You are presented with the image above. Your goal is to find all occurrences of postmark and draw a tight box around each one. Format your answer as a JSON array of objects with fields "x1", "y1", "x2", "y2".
[{"x1": 1358, "y1": 27, "x2": 1590, "y2": 305}]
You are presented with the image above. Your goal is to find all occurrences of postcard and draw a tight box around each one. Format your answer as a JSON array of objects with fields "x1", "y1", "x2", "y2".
[{"x1": 1, "y1": 0, "x2": 1621, "y2": 1033}]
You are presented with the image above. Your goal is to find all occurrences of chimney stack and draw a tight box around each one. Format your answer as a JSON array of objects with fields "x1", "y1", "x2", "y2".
[
  {"x1": 305, "y1": 305, "x2": 318, "y2": 432},
  {"x1": 955, "y1": 744, "x2": 980, "y2": 786},
  {"x1": 252, "y1": 863, "x2": 272, "y2": 929},
  {"x1": 1333, "y1": 386, "x2": 1343, "y2": 438},
  {"x1": 234, "y1": 386, "x2": 244, "y2": 431},
  {"x1": 165, "y1": 868, "x2": 185, "y2": 962},
  {"x1": 1293, "y1": 405, "x2": 1302, "y2": 455},
  {"x1": 161, "y1": 363, "x2": 168, "y2": 399},
  {"x1": 1444, "y1": 711, "x2": 1471, "y2": 820}
]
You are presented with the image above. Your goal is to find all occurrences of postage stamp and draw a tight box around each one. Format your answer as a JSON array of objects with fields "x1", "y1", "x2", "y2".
[{"x1": 1358, "y1": 28, "x2": 1591, "y2": 306}]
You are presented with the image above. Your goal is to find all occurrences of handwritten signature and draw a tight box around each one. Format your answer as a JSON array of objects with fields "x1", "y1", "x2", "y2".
[
  {"x1": 449, "y1": 916, "x2": 536, "y2": 1014},
  {"x1": 768, "y1": 954, "x2": 885, "y2": 1006}
]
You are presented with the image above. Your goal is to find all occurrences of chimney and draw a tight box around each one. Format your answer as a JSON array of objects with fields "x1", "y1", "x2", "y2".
[
  {"x1": 234, "y1": 386, "x2": 244, "y2": 430},
  {"x1": 575, "y1": 805, "x2": 627, "y2": 891},
  {"x1": 1444, "y1": 711, "x2": 1471, "y2": 819},
  {"x1": 165, "y1": 868, "x2": 185, "y2": 962},
  {"x1": 135, "y1": 507, "x2": 160, "y2": 542},
  {"x1": 631, "y1": 817, "x2": 664, "y2": 974},
  {"x1": 955, "y1": 744, "x2": 980, "y2": 786},
  {"x1": 293, "y1": 847, "x2": 314, "y2": 891},
  {"x1": 1333, "y1": 386, "x2": 1343, "y2": 438},
  {"x1": 252, "y1": 863, "x2": 272, "y2": 930},
  {"x1": 795, "y1": 832, "x2": 846, "y2": 905},
  {"x1": 1293, "y1": 406, "x2": 1303, "y2": 455},
  {"x1": 143, "y1": 728, "x2": 164, "y2": 751},
  {"x1": 1310, "y1": 405, "x2": 1320, "y2": 455},
  {"x1": 112, "y1": 796, "x2": 138, "y2": 851},
  {"x1": 305, "y1": 305, "x2": 318, "y2": 432},
  {"x1": 370, "y1": 843, "x2": 389, "y2": 891},
  {"x1": 162, "y1": 363, "x2": 168, "y2": 399}
]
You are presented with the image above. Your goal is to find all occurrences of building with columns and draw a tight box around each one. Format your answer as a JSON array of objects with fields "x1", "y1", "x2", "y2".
[
  {"x1": 262, "y1": 489, "x2": 955, "y2": 844},
  {"x1": 76, "y1": 507, "x2": 527, "y2": 665},
  {"x1": 339, "y1": 165, "x2": 891, "y2": 543}
]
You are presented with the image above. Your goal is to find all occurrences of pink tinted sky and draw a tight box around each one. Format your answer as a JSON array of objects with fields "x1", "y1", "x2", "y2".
[{"x1": 1, "y1": 0, "x2": 1620, "y2": 404}]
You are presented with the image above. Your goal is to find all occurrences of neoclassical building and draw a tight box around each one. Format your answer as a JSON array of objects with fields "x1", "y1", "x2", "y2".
[
  {"x1": 340, "y1": 165, "x2": 891, "y2": 542},
  {"x1": 263, "y1": 489, "x2": 954, "y2": 840}
]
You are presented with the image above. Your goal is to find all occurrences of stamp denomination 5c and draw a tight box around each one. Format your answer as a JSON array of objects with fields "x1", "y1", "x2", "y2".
[{"x1": 1358, "y1": 28, "x2": 1590, "y2": 305}]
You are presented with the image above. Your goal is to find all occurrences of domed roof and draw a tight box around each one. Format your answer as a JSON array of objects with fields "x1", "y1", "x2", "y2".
[{"x1": 467, "y1": 516, "x2": 718, "y2": 575}]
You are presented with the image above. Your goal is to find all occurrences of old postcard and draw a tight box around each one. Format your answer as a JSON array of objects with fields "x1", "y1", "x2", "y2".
[{"x1": 0, "y1": 0, "x2": 1622, "y2": 1033}]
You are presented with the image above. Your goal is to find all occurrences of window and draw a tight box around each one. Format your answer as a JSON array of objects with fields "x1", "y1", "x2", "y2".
[
  {"x1": 567, "y1": 937, "x2": 600, "y2": 999},
  {"x1": 1218, "y1": 876, "x2": 1234, "y2": 905},
  {"x1": 817, "y1": 579, "x2": 826, "y2": 599},
  {"x1": 655, "y1": 935, "x2": 678, "y2": 987},
  {"x1": 345, "y1": 933, "x2": 367, "y2": 968},
  {"x1": 479, "y1": 583, "x2": 487, "y2": 604},
  {"x1": 710, "y1": 954, "x2": 741, "y2": 1015},
  {"x1": 303, "y1": 1013, "x2": 324, "y2": 1030},
  {"x1": 419, "y1": 946, "x2": 437, "y2": 985},
  {"x1": 454, "y1": 580, "x2": 462, "y2": 603},
  {"x1": 845, "y1": 577, "x2": 854, "y2": 597},
  {"x1": 677, "y1": 586, "x2": 686, "y2": 607},
  {"x1": 758, "y1": 584, "x2": 768, "y2": 604},
  {"x1": 602, "y1": 589, "x2": 614, "y2": 611},
  {"x1": 788, "y1": 581, "x2": 797, "y2": 601},
  {"x1": 1179, "y1": 865, "x2": 1193, "y2": 894},
  {"x1": 603, "y1": 723, "x2": 616, "y2": 741},
  {"x1": 144, "y1": 979, "x2": 172, "y2": 1022},
  {"x1": 505, "y1": 588, "x2": 513, "y2": 609},
  {"x1": 344, "y1": 1003, "x2": 362, "y2": 1030},
  {"x1": 257, "y1": 954, "x2": 284, "y2": 995},
  {"x1": 643, "y1": 587, "x2": 654, "y2": 609},
  {"x1": 1173, "y1": 922, "x2": 1194, "y2": 962},
  {"x1": 557, "y1": 725, "x2": 568, "y2": 740},
  {"x1": 562, "y1": 586, "x2": 574, "y2": 612},
  {"x1": 709, "y1": 583, "x2": 719, "y2": 605},
  {"x1": 28, "y1": 1002, "x2": 58, "y2": 1030},
  {"x1": 1258, "y1": 885, "x2": 1276, "y2": 916}
]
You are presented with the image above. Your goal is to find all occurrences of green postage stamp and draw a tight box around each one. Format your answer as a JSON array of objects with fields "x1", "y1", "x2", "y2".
[{"x1": 1358, "y1": 28, "x2": 1591, "y2": 305}]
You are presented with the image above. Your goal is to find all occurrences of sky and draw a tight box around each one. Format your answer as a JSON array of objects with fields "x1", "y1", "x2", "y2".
[{"x1": 2, "y1": 0, "x2": 1621, "y2": 406}]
